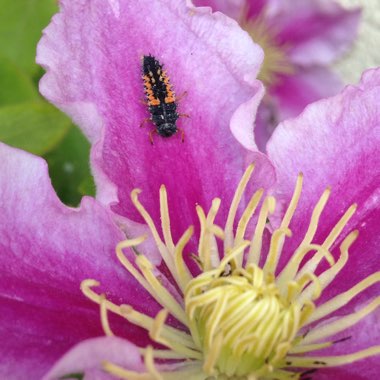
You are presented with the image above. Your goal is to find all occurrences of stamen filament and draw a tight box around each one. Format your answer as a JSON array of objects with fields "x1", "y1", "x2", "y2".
[
  {"x1": 296, "y1": 272, "x2": 321, "y2": 301},
  {"x1": 103, "y1": 362, "x2": 152, "y2": 380},
  {"x1": 174, "y1": 226, "x2": 194, "y2": 291},
  {"x1": 263, "y1": 227, "x2": 292, "y2": 274},
  {"x1": 289, "y1": 341, "x2": 332, "y2": 354},
  {"x1": 205, "y1": 198, "x2": 223, "y2": 268},
  {"x1": 235, "y1": 188, "x2": 264, "y2": 266},
  {"x1": 302, "y1": 296, "x2": 380, "y2": 344},
  {"x1": 145, "y1": 346, "x2": 163, "y2": 380},
  {"x1": 247, "y1": 195, "x2": 276, "y2": 265},
  {"x1": 197, "y1": 198, "x2": 222, "y2": 271},
  {"x1": 299, "y1": 187, "x2": 331, "y2": 247},
  {"x1": 116, "y1": 240, "x2": 155, "y2": 295},
  {"x1": 117, "y1": 244, "x2": 186, "y2": 324},
  {"x1": 299, "y1": 231, "x2": 357, "y2": 301},
  {"x1": 235, "y1": 189, "x2": 264, "y2": 244},
  {"x1": 269, "y1": 174, "x2": 303, "y2": 270},
  {"x1": 82, "y1": 280, "x2": 197, "y2": 353},
  {"x1": 224, "y1": 164, "x2": 255, "y2": 253},
  {"x1": 323, "y1": 204, "x2": 357, "y2": 250},
  {"x1": 160, "y1": 185, "x2": 175, "y2": 253},
  {"x1": 280, "y1": 174, "x2": 303, "y2": 230},
  {"x1": 135, "y1": 255, "x2": 188, "y2": 325},
  {"x1": 277, "y1": 244, "x2": 334, "y2": 287},
  {"x1": 308, "y1": 272, "x2": 380, "y2": 323},
  {"x1": 100, "y1": 294, "x2": 114, "y2": 336},
  {"x1": 131, "y1": 189, "x2": 177, "y2": 282},
  {"x1": 298, "y1": 204, "x2": 357, "y2": 278},
  {"x1": 286, "y1": 346, "x2": 380, "y2": 367}
]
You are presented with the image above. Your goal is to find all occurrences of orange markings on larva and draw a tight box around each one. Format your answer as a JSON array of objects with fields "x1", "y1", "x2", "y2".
[
  {"x1": 149, "y1": 98, "x2": 160, "y2": 106},
  {"x1": 145, "y1": 89, "x2": 155, "y2": 98},
  {"x1": 144, "y1": 78, "x2": 160, "y2": 104},
  {"x1": 164, "y1": 87, "x2": 175, "y2": 104},
  {"x1": 165, "y1": 96, "x2": 175, "y2": 104}
]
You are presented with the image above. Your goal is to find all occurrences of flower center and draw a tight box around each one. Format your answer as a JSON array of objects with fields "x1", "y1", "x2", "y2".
[
  {"x1": 185, "y1": 263, "x2": 302, "y2": 378},
  {"x1": 240, "y1": 12, "x2": 294, "y2": 86},
  {"x1": 80, "y1": 164, "x2": 380, "y2": 380}
]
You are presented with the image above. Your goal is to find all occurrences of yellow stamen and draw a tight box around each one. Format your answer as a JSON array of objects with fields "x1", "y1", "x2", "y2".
[
  {"x1": 284, "y1": 346, "x2": 380, "y2": 367},
  {"x1": 197, "y1": 197, "x2": 223, "y2": 271},
  {"x1": 247, "y1": 195, "x2": 276, "y2": 265},
  {"x1": 131, "y1": 189, "x2": 177, "y2": 283},
  {"x1": 174, "y1": 226, "x2": 194, "y2": 291},
  {"x1": 298, "y1": 203, "x2": 357, "y2": 278},
  {"x1": 303, "y1": 296, "x2": 380, "y2": 344},
  {"x1": 159, "y1": 185, "x2": 175, "y2": 253},
  {"x1": 239, "y1": 8, "x2": 295, "y2": 87},
  {"x1": 81, "y1": 165, "x2": 379, "y2": 379},
  {"x1": 308, "y1": 272, "x2": 380, "y2": 324},
  {"x1": 224, "y1": 164, "x2": 255, "y2": 256},
  {"x1": 280, "y1": 174, "x2": 303, "y2": 230},
  {"x1": 100, "y1": 294, "x2": 114, "y2": 337}
]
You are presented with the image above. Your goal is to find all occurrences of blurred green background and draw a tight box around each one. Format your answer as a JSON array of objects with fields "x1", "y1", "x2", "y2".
[{"x1": 0, "y1": 0, "x2": 95, "y2": 206}]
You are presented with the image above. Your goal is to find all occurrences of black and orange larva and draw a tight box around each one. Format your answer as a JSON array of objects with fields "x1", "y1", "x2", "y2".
[{"x1": 141, "y1": 55, "x2": 187, "y2": 144}]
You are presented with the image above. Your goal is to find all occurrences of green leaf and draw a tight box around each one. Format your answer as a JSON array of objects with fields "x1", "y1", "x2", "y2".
[
  {"x1": 0, "y1": 0, "x2": 58, "y2": 76},
  {"x1": 59, "y1": 373, "x2": 84, "y2": 380},
  {"x1": 0, "y1": 102, "x2": 71, "y2": 155},
  {"x1": 79, "y1": 174, "x2": 96, "y2": 197},
  {"x1": 0, "y1": 56, "x2": 39, "y2": 105},
  {"x1": 44, "y1": 126, "x2": 95, "y2": 206}
]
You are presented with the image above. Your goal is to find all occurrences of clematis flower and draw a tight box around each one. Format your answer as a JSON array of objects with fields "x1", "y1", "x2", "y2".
[
  {"x1": 193, "y1": 0, "x2": 361, "y2": 151},
  {"x1": 1, "y1": 1, "x2": 377, "y2": 380},
  {"x1": 42, "y1": 54, "x2": 380, "y2": 379},
  {"x1": 46, "y1": 65, "x2": 380, "y2": 379}
]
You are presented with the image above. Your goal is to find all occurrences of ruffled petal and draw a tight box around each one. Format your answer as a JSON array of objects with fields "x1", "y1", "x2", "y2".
[
  {"x1": 43, "y1": 336, "x2": 145, "y2": 380},
  {"x1": 192, "y1": 0, "x2": 245, "y2": 19},
  {"x1": 267, "y1": 68, "x2": 380, "y2": 302},
  {"x1": 0, "y1": 144, "x2": 158, "y2": 379},
  {"x1": 271, "y1": 66, "x2": 343, "y2": 122},
  {"x1": 254, "y1": 67, "x2": 343, "y2": 152},
  {"x1": 37, "y1": 0, "x2": 276, "y2": 240}
]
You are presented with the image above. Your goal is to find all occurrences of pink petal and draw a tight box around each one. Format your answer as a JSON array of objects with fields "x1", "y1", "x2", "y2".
[
  {"x1": 0, "y1": 144, "x2": 158, "y2": 379},
  {"x1": 44, "y1": 336, "x2": 145, "y2": 380},
  {"x1": 196, "y1": 1, "x2": 361, "y2": 66},
  {"x1": 269, "y1": 0, "x2": 361, "y2": 66},
  {"x1": 271, "y1": 66, "x2": 343, "y2": 122},
  {"x1": 253, "y1": 99, "x2": 279, "y2": 153},
  {"x1": 192, "y1": 0, "x2": 246, "y2": 19},
  {"x1": 193, "y1": 0, "x2": 266, "y2": 20},
  {"x1": 267, "y1": 68, "x2": 380, "y2": 303},
  {"x1": 312, "y1": 307, "x2": 380, "y2": 380},
  {"x1": 255, "y1": 66, "x2": 344, "y2": 151},
  {"x1": 37, "y1": 0, "x2": 276, "y2": 241},
  {"x1": 193, "y1": 0, "x2": 268, "y2": 21}
]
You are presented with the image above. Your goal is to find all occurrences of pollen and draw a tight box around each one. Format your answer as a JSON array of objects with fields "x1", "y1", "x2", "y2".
[{"x1": 81, "y1": 164, "x2": 380, "y2": 379}]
